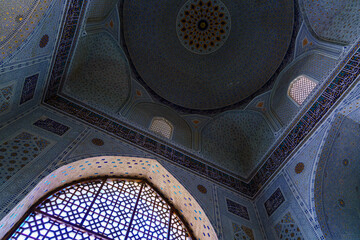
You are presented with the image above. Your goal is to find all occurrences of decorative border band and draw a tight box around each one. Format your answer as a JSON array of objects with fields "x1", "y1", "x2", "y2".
[{"x1": 43, "y1": 0, "x2": 360, "y2": 198}]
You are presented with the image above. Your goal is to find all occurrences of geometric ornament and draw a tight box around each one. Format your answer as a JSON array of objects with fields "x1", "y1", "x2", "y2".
[
  {"x1": 0, "y1": 84, "x2": 14, "y2": 114},
  {"x1": 176, "y1": 0, "x2": 231, "y2": 54},
  {"x1": 232, "y1": 222, "x2": 254, "y2": 240},
  {"x1": 274, "y1": 212, "x2": 304, "y2": 240},
  {"x1": 264, "y1": 188, "x2": 285, "y2": 216},
  {"x1": 39, "y1": 34, "x2": 49, "y2": 48},
  {"x1": 226, "y1": 199, "x2": 250, "y2": 220},
  {"x1": 8, "y1": 178, "x2": 193, "y2": 239},
  {"x1": 149, "y1": 117, "x2": 173, "y2": 139},
  {"x1": 33, "y1": 117, "x2": 70, "y2": 136},
  {"x1": 0, "y1": 132, "x2": 50, "y2": 185},
  {"x1": 288, "y1": 75, "x2": 317, "y2": 106},
  {"x1": 20, "y1": 74, "x2": 39, "y2": 105}
]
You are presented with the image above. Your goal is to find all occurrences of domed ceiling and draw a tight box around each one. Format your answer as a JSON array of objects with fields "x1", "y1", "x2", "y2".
[{"x1": 123, "y1": 0, "x2": 294, "y2": 110}]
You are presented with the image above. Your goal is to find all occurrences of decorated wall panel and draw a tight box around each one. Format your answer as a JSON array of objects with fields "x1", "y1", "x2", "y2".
[
  {"x1": 201, "y1": 110, "x2": 274, "y2": 177},
  {"x1": 127, "y1": 102, "x2": 193, "y2": 149},
  {"x1": 0, "y1": 131, "x2": 51, "y2": 185},
  {"x1": 314, "y1": 113, "x2": 360, "y2": 239},
  {"x1": 19, "y1": 73, "x2": 38, "y2": 105},
  {"x1": 274, "y1": 212, "x2": 305, "y2": 240},
  {"x1": 301, "y1": 0, "x2": 360, "y2": 44},
  {"x1": 0, "y1": 61, "x2": 50, "y2": 124},
  {"x1": 64, "y1": 31, "x2": 130, "y2": 114},
  {"x1": 271, "y1": 51, "x2": 338, "y2": 126},
  {"x1": 6, "y1": 0, "x2": 65, "y2": 64},
  {"x1": 0, "y1": 83, "x2": 14, "y2": 116},
  {"x1": 255, "y1": 174, "x2": 318, "y2": 240},
  {"x1": 0, "y1": 0, "x2": 54, "y2": 64},
  {"x1": 33, "y1": 117, "x2": 70, "y2": 136},
  {"x1": 232, "y1": 222, "x2": 254, "y2": 240}
]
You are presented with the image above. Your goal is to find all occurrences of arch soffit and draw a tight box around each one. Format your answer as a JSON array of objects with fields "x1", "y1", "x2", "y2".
[
  {"x1": 0, "y1": 156, "x2": 217, "y2": 240},
  {"x1": 128, "y1": 102, "x2": 193, "y2": 133},
  {"x1": 269, "y1": 50, "x2": 336, "y2": 111}
]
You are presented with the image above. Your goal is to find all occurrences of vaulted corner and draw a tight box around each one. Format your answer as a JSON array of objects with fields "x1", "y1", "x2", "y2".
[
  {"x1": 314, "y1": 110, "x2": 360, "y2": 240},
  {"x1": 200, "y1": 110, "x2": 274, "y2": 177},
  {"x1": 63, "y1": 31, "x2": 131, "y2": 114},
  {"x1": 1, "y1": 0, "x2": 360, "y2": 239},
  {"x1": 122, "y1": 0, "x2": 294, "y2": 110}
]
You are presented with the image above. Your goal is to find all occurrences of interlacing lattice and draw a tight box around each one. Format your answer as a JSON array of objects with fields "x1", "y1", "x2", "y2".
[
  {"x1": 9, "y1": 179, "x2": 192, "y2": 240},
  {"x1": 149, "y1": 117, "x2": 173, "y2": 139},
  {"x1": 288, "y1": 75, "x2": 317, "y2": 105}
]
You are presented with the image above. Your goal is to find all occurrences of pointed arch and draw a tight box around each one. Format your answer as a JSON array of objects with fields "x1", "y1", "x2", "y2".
[{"x1": 0, "y1": 156, "x2": 217, "y2": 240}]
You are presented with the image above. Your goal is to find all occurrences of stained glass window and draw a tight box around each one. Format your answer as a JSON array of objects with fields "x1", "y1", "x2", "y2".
[
  {"x1": 7, "y1": 178, "x2": 193, "y2": 240},
  {"x1": 149, "y1": 117, "x2": 173, "y2": 139},
  {"x1": 288, "y1": 75, "x2": 317, "y2": 105}
]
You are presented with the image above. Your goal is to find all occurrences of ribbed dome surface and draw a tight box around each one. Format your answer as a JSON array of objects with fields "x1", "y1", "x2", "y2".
[{"x1": 123, "y1": 0, "x2": 294, "y2": 110}]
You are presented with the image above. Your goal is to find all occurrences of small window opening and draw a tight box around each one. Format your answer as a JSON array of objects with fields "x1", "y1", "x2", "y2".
[
  {"x1": 149, "y1": 117, "x2": 174, "y2": 139},
  {"x1": 288, "y1": 75, "x2": 317, "y2": 106}
]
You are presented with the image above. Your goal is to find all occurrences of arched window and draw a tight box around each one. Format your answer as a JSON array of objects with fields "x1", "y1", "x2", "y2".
[
  {"x1": 288, "y1": 75, "x2": 317, "y2": 106},
  {"x1": 6, "y1": 178, "x2": 194, "y2": 240},
  {"x1": 149, "y1": 117, "x2": 174, "y2": 139}
]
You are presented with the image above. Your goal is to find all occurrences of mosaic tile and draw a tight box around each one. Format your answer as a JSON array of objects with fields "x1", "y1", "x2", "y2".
[
  {"x1": 0, "y1": 84, "x2": 14, "y2": 114},
  {"x1": 226, "y1": 199, "x2": 249, "y2": 220},
  {"x1": 0, "y1": 157, "x2": 217, "y2": 240},
  {"x1": 0, "y1": 132, "x2": 50, "y2": 185},
  {"x1": 264, "y1": 188, "x2": 285, "y2": 216},
  {"x1": 232, "y1": 222, "x2": 254, "y2": 240},
  {"x1": 302, "y1": 1, "x2": 360, "y2": 44},
  {"x1": 33, "y1": 117, "x2": 69, "y2": 136},
  {"x1": 43, "y1": 0, "x2": 360, "y2": 198},
  {"x1": 274, "y1": 212, "x2": 304, "y2": 240},
  {"x1": 0, "y1": 0, "x2": 53, "y2": 64},
  {"x1": 20, "y1": 74, "x2": 39, "y2": 105}
]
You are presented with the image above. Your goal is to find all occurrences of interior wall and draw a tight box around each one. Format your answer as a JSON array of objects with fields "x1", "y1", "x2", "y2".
[
  {"x1": 0, "y1": 106, "x2": 264, "y2": 240},
  {"x1": 200, "y1": 110, "x2": 274, "y2": 177},
  {"x1": 64, "y1": 31, "x2": 131, "y2": 115},
  {"x1": 270, "y1": 51, "x2": 338, "y2": 127},
  {"x1": 300, "y1": 0, "x2": 360, "y2": 44},
  {"x1": 126, "y1": 102, "x2": 193, "y2": 149},
  {"x1": 314, "y1": 111, "x2": 360, "y2": 240}
]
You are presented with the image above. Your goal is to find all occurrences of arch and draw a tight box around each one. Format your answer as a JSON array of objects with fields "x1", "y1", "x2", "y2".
[
  {"x1": 0, "y1": 156, "x2": 217, "y2": 240},
  {"x1": 64, "y1": 31, "x2": 131, "y2": 114},
  {"x1": 300, "y1": 0, "x2": 360, "y2": 44},
  {"x1": 287, "y1": 75, "x2": 317, "y2": 106},
  {"x1": 314, "y1": 110, "x2": 360, "y2": 239},
  {"x1": 200, "y1": 110, "x2": 274, "y2": 177},
  {"x1": 270, "y1": 51, "x2": 337, "y2": 126},
  {"x1": 6, "y1": 177, "x2": 194, "y2": 239},
  {"x1": 86, "y1": 0, "x2": 119, "y2": 22},
  {"x1": 127, "y1": 102, "x2": 193, "y2": 148}
]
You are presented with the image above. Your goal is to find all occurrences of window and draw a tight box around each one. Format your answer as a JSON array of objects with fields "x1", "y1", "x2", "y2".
[
  {"x1": 288, "y1": 75, "x2": 317, "y2": 106},
  {"x1": 149, "y1": 117, "x2": 173, "y2": 139},
  {"x1": 6, "y1": 178, "x2": 193, "y2": 240}
]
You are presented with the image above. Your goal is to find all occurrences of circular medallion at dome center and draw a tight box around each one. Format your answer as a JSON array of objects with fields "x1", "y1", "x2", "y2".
[
  {"x1": 123, "y1": 0, "x2": 294, "y2": 110},
  {"x1": 176, "y1": 0, "x2": 231, "y2": 54}
]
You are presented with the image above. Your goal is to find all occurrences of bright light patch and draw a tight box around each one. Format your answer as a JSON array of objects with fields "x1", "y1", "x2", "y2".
[
  {"x1": 288, "y1": 75, "x2": 317, "y2": 105},
  {"x1": 149, "y1": 117, "x2": 173, "y2": 139},
  {"x1": 9, "y1": 179, "x2": 191, "y2": 239}
]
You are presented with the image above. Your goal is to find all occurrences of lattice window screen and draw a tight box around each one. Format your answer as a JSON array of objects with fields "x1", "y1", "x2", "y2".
[
  {"x1": 8, "y1": 179, "x2": 192, "y2": 240},
  {"x1": 288, "y1": 75, "x2": 317, "y2": 105},
  {"x1": 149, "y1": 117, "x2": 174, "y2": 139}
]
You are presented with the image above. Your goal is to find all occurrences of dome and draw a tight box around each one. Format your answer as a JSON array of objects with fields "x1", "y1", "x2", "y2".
[{"x1": 123, "y1": 0, "x2": 294, "y2": 110}]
